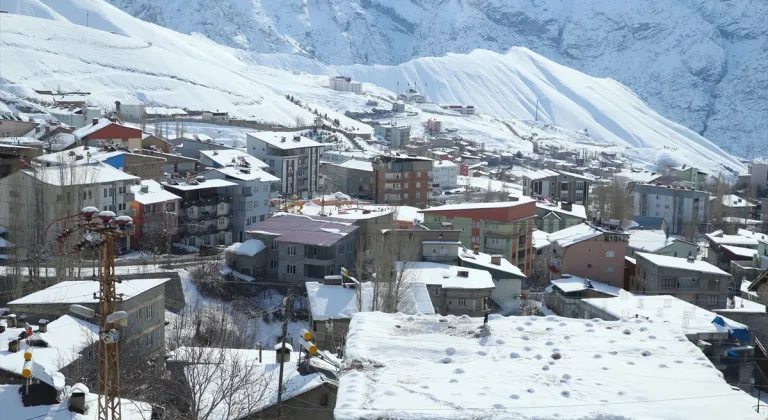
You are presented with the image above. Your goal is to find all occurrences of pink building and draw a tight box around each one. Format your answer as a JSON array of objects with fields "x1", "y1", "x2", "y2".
[{"x1": 548, "y1": 223, "x2": 629, "y2": 289}]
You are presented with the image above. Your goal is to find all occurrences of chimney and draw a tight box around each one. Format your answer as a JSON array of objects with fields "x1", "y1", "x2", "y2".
[
  {"x1": 686, "y1": 255, "x2": 695, "y2": 263},
  {"x1": 92, "y1": 118, "x2": 99, "y2": 125},
  {"x1": 281, "y1": 137, "x2": 287, "y2": 143},
  {"x1": 140, "y1": 184, "x2": 149, "y2": 193},
  {"x1": 490, "y1": 254, "x2": 502, "y2": 265},
  {"x1": 69, "y1": 391, "x2": 87, "y2": 414},
  {"x1": 560, "y1": 201, "x2": 572, "y2": 212},
  {"x1": 293, "y1": 135, "x2": 301, "y2": 142},
  {"x1": 38, "y1": 319, "x2": 48, "y2": 333},
  {"x1": 7, "y1": 314, "x2": 16, "y2": 328},
  {"x1": 457, "y1": 270, "x2": 470, "y2": 278},
  {"x1": 473, "y1": 245, "x2": 479, "y2": 255},
  {"x1": 274, "y1": 342, "x2": 293, "y2": 363},
  {"x1": 8, "y1": 339, "x2": 19, "y2": 353},
  {"x1": 0, "y1": 320, "x2": 5, "y2": 334}
]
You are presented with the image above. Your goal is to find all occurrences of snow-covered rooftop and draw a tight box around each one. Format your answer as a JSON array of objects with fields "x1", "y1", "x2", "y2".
[
  {"x1": 718, "y1": 296, "x2": 766, "y2": 313},
  {"x1": 635, "y1": 252, "x2": 729, "y2": 276},
  {"x1": 71, "y1": 118, "x2": 114, "y2": 139},
  {"x1": 248, "y1": 131, "x2": 323, "y2": 150},
  {"x1": 737, "y1": 228, "x2": 768, "y2": 243},
  {"x1": 299, "y1": 202, "x2": 394, "y2": 220},
  {"x1": 721, "y1": 244, "x2": 758, "y2": 259},
  {"x1": 305, "y1": 281, "x2": 435, "y2": 321},
  {"x1": 130, "y1": 179, "x2": 180, "y2": 205},
  {"x1": 706, "y1": 231, "x2": 759, "y2": 247},
  {"x1": 162, "y1": 178, "x2": 237, "y2": 191},
  {"x1": 9, "y1": 278, "x2": 170, "y2": 305},
  {"x1": 212, "y1": 165, "x2": 280, "y2": 182},
  {"x1": 25, "y1": 162, "x2": 139, "y2": 186},
  {"x1": 628, "y1": 230, "x2": 679, "y2": 253},
  {"x1": 34, "y1": 145, "x2": 124, "y2": 165},
  {"x1": 225, "y1": 239, "x2": 265, "y2": 257},
  {"x1": 336, "y1": 312, "x2": 762, "y2": 420},
  {"x1": 535, "y1": 201, "x2": 587, "y2": 219},
  {"x1": 582, "y1": 295, "x2": 747, "y2": 335},
  {"x1": 434, "y1": 160, "x2": 457, "y2": 167},
  {"x1": 421, "y1": 197, "x2": 534, "y2": 213},
  {"x1": 145, "y1": 106, "x2": 187, "y2": 116},
  {"x1": 550, "y1": 275, "x2": 624, "y2": 297},
  {"x1": 532, "y1": 229, "x2": 551, "y2": 249},
  {"x1": 547, "y1": 223, "x2": 611, "y2": 248},
  {"x1": 614, "y1": 169, "x2": 662, "y2": 184},
  {"x1": 720, "y1": 194, "x2": 756, "y2": 208},
  {"x1": 398, "y1": 261, "x2": 495, "y2": 290},
  {"x1": 336, "y1": 159, "x2": 373, "y2": 172},
  {"x1": 199, "y1": 149, "x2": 269, "y2": 169},
  {"x1": 393, "y1": 205, "x2": 424, "y2": 223},
  {"x1": 458, "y1": 248, "x2": 525, "y2": 278}
]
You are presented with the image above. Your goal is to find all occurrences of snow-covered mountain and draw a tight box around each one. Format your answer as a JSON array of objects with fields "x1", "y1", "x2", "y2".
[
  {"x1": 0, "y1": 1, "x2": 748, "y2": 175},
  {"x1": 72, "y1": 0, "x2": 768, "y2": 158}
]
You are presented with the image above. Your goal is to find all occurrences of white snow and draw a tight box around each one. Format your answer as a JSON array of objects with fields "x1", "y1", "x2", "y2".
[
  {"x1": 635, "y1": 252, "x2": 729, "y2": 276},
  {"x1": 393, "y1": 206, "x2": 424, "y2": 224},
  {"x1": 248, "y1": 131, "x2": 323, "y2": 150},
  {"x1": 399, "y1": 261, "x2": 495, "y2": 290},
  {"x1": 628, "y1": 230, "x2": 679, "y2": 253},
  {"x1": 130, "y1": 179, "x2": 181, "y2": 205},
  {"x1": 306, "y1": 281, "x2": 435, "y2": 321},
  {"x1": 161, "y1": 178, "x2": 237, "y2": 191},
  {"x1": 9, "y1": 278, "x2": 170, "y2": 305},
  {"x1": 421, "y1": 198, "x2": 535, "y2": 213},
  {"x1": 535, "y1": 201, "x2": 587, "y2": 220},
  {"x1": 457, "y1": 248, "x2": 525, "y2": 278},
  {"x1": 71, "y1": 118, "x2": 115, "y2": 139},
  {"x1": 719, "y1": 296, "x2": 766, "y2": 313},
  {"x1": 737, "y1": 229, "x2": 768, "y2": 244},
  {"x1": 335, "y1": 159, "x2": 373, "y2": 172},
  {"x1": 720, "y1": 194, "x2": 756, "y2": 208},
  {"x1": 532, "y1": 230, "x2": 551, "y2": 250},
  {"x1": 706, "y1": 232, "x2": 760, "y2": 247},
  {"x1": 721, "y1": 244, "x2": 758, "y2": 259},
  {"x1": 27, "y1": 162, "x2": 139, "y2": 186},
  {"x1": 337, "y1": 312, "x2": 763, "y2": 420},
  {"x1": 550, "y1": 275, "x2": 623, "y2": 297},
  {"x1": 199, "y1": 149, "x2": 269, "y2": 170},
  {"x1": 547, "y1": 223, "x2": 603, "y2": 248},
  {"x1": 225, "y1": 240, "x2": 266, "y2": 257}
]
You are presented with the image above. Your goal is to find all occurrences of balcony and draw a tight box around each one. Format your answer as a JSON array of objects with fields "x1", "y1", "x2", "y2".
[{"x1": 485, "y1": 229, "x2": 513, "y2": 237}]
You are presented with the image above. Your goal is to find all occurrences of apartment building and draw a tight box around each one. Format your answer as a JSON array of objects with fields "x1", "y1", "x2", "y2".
[
  {"x1": 747, "y1": 161, "x2": 768, "y2": 194},
  {"x1": 201, "y1": 111, "x2": 230, "y2": 124},
  {"x1": 374, "y1": 123, "x2": 411, "y2": 148},
  {"x1": 129, "y1": 179, "x2": 181, "y2": 250},
  {"x1": 35, "y1": 145, "x2": 166, "y2": 180},
  {"x1": 633, "y1": 183, "x2": 709, "y2": 236},
  {"x1": 633, "y1": 253, "x2": 731, "y2": 310},
  {"x1": 162, "y1": 176, "x2": 237, "y2": 247},
  {"x1": 675, "y1": 165, "x2": 708, "y2": 190},
  {"x1": 519, "y1": 168, "x2": 592, "y2": 206},
  {"x1": 420, "y1": 199, "x2": 536, "y2": 275},
  {"x1": 431, "y1": 160, "x2": 458, "y2": 193},
  {"x1": 73, "y1": 118, "x2": 143, "y2": 151},
  {"x1": 321, "y1": 159, "x2": 373, "y2": 199},
  {"x1": 548, "y1": 222, "x2": 629, "y2": 288},
  {"x1": 247, "y1": 132, "x2": 323, "y2": 199},
  {"x1": 372, "y1": 153, "x2": 433, "y2": 208},
  {"x1": 534, "y1": 201, "x2": 587, "y2": 233},
  {"x1": 329, "y1": 76, "x2": 363, "y2": 94}
]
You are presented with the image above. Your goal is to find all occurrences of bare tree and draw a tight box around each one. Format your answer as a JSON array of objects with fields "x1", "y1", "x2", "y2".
[{"x1": 702, "y1": 175, "x2": 734, "y2": 233}]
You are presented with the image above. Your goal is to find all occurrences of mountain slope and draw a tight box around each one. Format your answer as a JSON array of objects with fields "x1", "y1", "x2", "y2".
[
  {"x1": 0, "y1": 6, "x2": 747, "y2": 175},
  {"x1": 65, "y1": 0, "x2": 768, "y2": 158}
]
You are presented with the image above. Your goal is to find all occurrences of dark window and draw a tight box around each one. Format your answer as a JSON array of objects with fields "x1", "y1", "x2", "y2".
[{"x1": 518, "y1": 235, "x2": 526, "y2": 245}]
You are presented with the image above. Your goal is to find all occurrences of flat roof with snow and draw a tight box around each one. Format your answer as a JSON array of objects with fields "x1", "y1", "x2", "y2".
[
  {"x1": 458, "y1": 248, "x2": 525, "y2": 278},
  {"x1": 420, "y1": 198, "x2": 534, "y2": 213},
  {"x1": 199, "y1": 149, "x2": 269, "y2": 169},
  {"x1": 299, "y1": 202, "x2": 393, "y2": 220},
  {"x1": 25, "y1": 162, "x2": 139, "y2": 186},
  {"x1": 706, "y1": 232, "x2": 759, "y2": 247},
  {"x1": 306, "y1": 281, "x2": 435, "y2": 321},
  {"x1": 162, "y1": 178, "x2": 237, "y2": 191},
  {"x1": 547, "y1": 223, "x2": 613, "y2": 248},
  {"x1": 635, "y1": 252, "x2": 729, "y2": 276},
  {"x1": 247, "y1": 131, "x2": 323, "y2": 150},
  {"x1": 211, "y1": 166, "x2": 280, "y2": 182},
  {"x1": 9, "y1": 278, "x2": 170, "y2": 305},
  {"x1": 398, "y1": 261, "x2": 495, "y2": 289},
  {"x1": 721, "y1": 244, "x2": 758, "y2": 259},
  {"x1": 550, "y1": 275, "x2": 623, "y2": 297},
  {"x1": 336, "y1": 312, "x2": 762, "y2": 420},
  {"x1": 628, "y1": 230, "x2": 679, "y2": 253},
  {"x1": 535, "y1": 201, "x2": 587, "y2": 219},
  {"x1": 130, "y1": 179, "x2": 180, "y2": 205},
  {"x1": 336, "y1": 159, "x2": 373, "y2": 172},
  {"x1": 225, "y1": 240, "x2": 265, "y2": 257}
]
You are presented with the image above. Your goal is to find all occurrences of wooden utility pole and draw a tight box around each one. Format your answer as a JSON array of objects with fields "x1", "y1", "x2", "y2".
[{"x1": 276, "y1": 288, "x2": 293, "y2": 418}]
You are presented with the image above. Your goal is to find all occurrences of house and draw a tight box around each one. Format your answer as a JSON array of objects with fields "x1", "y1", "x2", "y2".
[
  {"x1": 306, "y1": 278, "x2": 434, "y2": 350},
  {"x1": 717, "y1": 194, "x2": 758, "y2": 220},
  {"x1": 675, "y1": 165, "x2": 708, "y2": 190},
  {"x1": 373, "y1": 123, "x2": 410, "y2": 147},
  {"x1": 548, "y1": 222, "x2": 629, "y2": 288},
  {"x1": 633, "y1": 183, "x2": 709, "y2": 236},
  {"x1": 534, "y1": 200, "x2": 587, "y2": 233},
  {"x1": 431, "y1": 160, "x2": 458, "y2": 193},
  {"x1": 0, "y1": 113, "x2": 38, "y2": 137},
  {"x1": 632, "y1": 252, "x2": 731, "y2": 309},
  {"x1": 335, "y1": 312, "x2": 762, "y2": 420},
  {"x1": 144, "y1": 107, "x2": 187, "y2": 118},
  {"x1": 399, "y1": 261, "x2": 494, "y2": 316},
  {"x1": 7, "y1": 278, "x2": 169, "y2": 363},
  {"x1": 201, "y1": 111, "x2": 230, "y2": 124},
  {"x1": 626, "y1": 230, "x2": 698, "y2": 259},
  {"x1": 705, "y1": 230, "x2": 760, "y2": 270},
  {"x1": 247, "y1": 214, "x2": 358, "y2": 284},
  {"x1": 168, "y1": 346, "x2": 338, "y2": 420},
  {"x1": 73, "y1": 118, "x2": 143, "y2": 151},
  {"x1": 543, "y1": 275, "x2": 625, "y2": 317},
  {"x1": 421, "y1": 200, "x2": 537, "y2": 275},
  {"x1": 224, "y1": 240, "x2": 266, "y2": 279},
  {"x1": 203, "y1": 165, "x2": 280, "y2": 242},
  {"x1": 0, "y1": 163, "x2": 139, "y2": 252},
  {"x1": 631, "y1": 215, "x2": 669, "y2": 231},
  {"x1": 141, "y1": 133, "x2": 173, "y2": 153},
  {"x1": 247, "y1": 132, "x2": 324, "y2": 199},
  {"x1": 129, "y1": 180, "x2": 181, "y2": 250},
  {"x1": 518, "y1": 167, "x2": 592, "y2": 206},
  {"x1": 320, "y1": 149, "x2": 374, "y2": 164},
  {"x1": 737, "y1": 228, "x2": 768, "y2": 259},
  {"x1": 0, "y1": 144, "x2": 41, "y2": 179},
  {"x1": 162, "y1": 177, "x2": 237, "y2": 248},
  {"x1": 372, "y1": 153, "x2": 433, "y2": 207},
  {"x1": 439, "y1": 104, "x2": 475, "y2": 115},
  {"x1": 46, "y1": 105, "x2": 103, "y2": 129},
  {"x1": 168, "y1": 135, "x2": 235, "y2": 160},
  {"x1": 329, "y1": 76, "x2": 363, "y2": 94},
  {"x1": 613, "y1": 169, "x2": 662, "y2": 186},
  {"x1": 426, "y1": 118, "x2": 442, "y2": 133},
  {"x1": 321, "y1": 159, "x2": 373, "y2": 199},
  {"x1": 140, "y1": 148, "x2": 198, "y2": 176},
  {"x1": 35, "y1": 145, "x2": 166, "y2": 181}
]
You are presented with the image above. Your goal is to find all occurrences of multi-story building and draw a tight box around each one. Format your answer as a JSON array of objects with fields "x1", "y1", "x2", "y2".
[
  {"x1": 201, "y1": 111, "x2": 230, "y2": 124},
  {"x1": 675, "y1": 165, "x2": 708, "y2": 190},
  {"x1": 534, "y1": 201, "x2": 587, "y2": 233},
  {"x1": 168, "y1": 136, "x2": 237, "y2": 160},
  {"x1": 548, "y1": 222, "x2": 629, "y2": 288},
  {"x1": 718, "y1": 194, "x2": 758, "y2": 220},
  {"x1": 73, "y1": 118, "x2": 143, "y2": 151},
  {"x1": 748, "y1": 161, "x2": 768, "y2": 194},
  {"x1": 247, "y1": 132, "x2": 323, "y2": 199},
  {"x1": 329, "y1": 76, "x2": 363, "y2": 94},
  {"x1": 202, "y1": 165, "x2": 280, "y2": 242},
  {"x1": 372, "y1": 154, "x2": 433, "y2": 208},
  {"x1": 632, "y1": 252, "x2": 731, "y2": 310},
  {"x1": 431, "y1": 160, "x2": 458, "y2": 193},
  {"x1": 321, "y1": 159, "x2": 373, "y2": 199},
  {"x1": 399, "y1": 261, "x2": 494, "y2": 316},
  {"x1": 633, "y1": 183, "x2": 709, "y2": 236},
  {"x1": 439, "y1": 104, "x2": 476, "y2": 115},
  {"x1": 129, "y1": 179, "x2": 181, "y2": 250},
  {"x1": 0, "y1": 113, "x2": 38, "y2": 137},
  {"x1": 420, "y1": 199, "x2": 536, "y2": 275},
  {"x1": 374, "y1": 123, "x2": 411, "y2": 148},
  {"x1": 162, "y1": 177, "x2": 237, "y2": 247},
  {"x1": 35, "y1": 145, "x2": 166, "y2": 181},
  {"x1": 426, "y1": 118, "x2": 442, "y2": 133},
  {"x1": 626, "y1": 230, "x2": 698, "y2": 259},
  {"x1": 520, "y1": 168, "x2": 592, "y2": 206},
  {"x1": 247, "y1": 214, "x2": 358, "y2": 284},
  {"x1": 320, "y1": 149, "x2": 374, "y2": 164}
]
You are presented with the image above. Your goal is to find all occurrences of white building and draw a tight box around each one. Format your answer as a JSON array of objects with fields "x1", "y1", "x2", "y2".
[
  {"x1": 321, "y1": 149, "x2": 375, "y2": 164},
  {"x1": 201, "y1": 111, "x2": 230, "y2": 124},
  {"x1": 633, "y1": 183, "x2": 710, "y2": 235},
  {"x1": 199, "y1": 149, "x2": 269, "y2": 171},
  {"x1": 440, "y1": 104, "x2": 476, "y2": 115},
  {"x1": 748, "y1": 161, "x2": 768, "y2": 193},
  {"x1": 203, "y1": 165, "x2": 280, "y2": 242},
  {"x1": 329, "y1": 76, "x2": 363, "y2": 94},
  {"x1": 431, "y1": 160, "x2": 458, "y2": 192},
  {"x1": 115, "y1": 100, "x2": 145, "y2": 120},
  {"x1": 397, "y1": 88, "x2": 426, "y2": 103},
  {"x1": 246, "y1": 132, "x2": 324, "y2": 199},
  {"x1": 47, "y1": 106, "x2": 103, "y2": 129}
]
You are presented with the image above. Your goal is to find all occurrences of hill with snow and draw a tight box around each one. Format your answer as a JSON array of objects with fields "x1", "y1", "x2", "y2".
[
  {"x1": 50, "y1": 0, "x2": 768, "y2": 159},
  {"x1": 0, "y1": 2, "x2": 748, "y2": 175}
]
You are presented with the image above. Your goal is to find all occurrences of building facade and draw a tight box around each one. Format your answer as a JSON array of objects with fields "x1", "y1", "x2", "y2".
[
  {"x1": 372, "y1": 154, "x2": 433, "y2": 208},
  {"x1": 247, "y1": 132, "x2": 323, "y2": 199},
  {"x1": 162, "y1": 177, "x2": 237, "y2": 247},
  {"x1": 549, "y1": 223, "x2": 629, "y2": 288},
  {"x1": 520, "y1": 168, "x2": 592, "y2": 206},
  {"x1": 633, "y1": 183, "x2": 709, "y2": 236},
  {"x1": 329, "y1": 76, "x2": 363, "y2": 94},
  {"x1": 374, "y1": 124, "x2": 411, "y2": 148},
  {"x1": 431, "y1": 160, "x2": 458, "y2": 192},
  {"x1": 321, "y1": 159, "x2": 373, "y2": 199},
  {"x1": 201, "y1": 111, "x2": 230, "y2": 124},
  {"x1": 129, "y1": 180, "x2": 181, "y2": 250},
  {"x1": 74, "y1": 118, "x2": 143, "y2": 151}
]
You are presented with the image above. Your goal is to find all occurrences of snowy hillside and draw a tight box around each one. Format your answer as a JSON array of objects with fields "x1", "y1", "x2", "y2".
[
  {"x1": 59, "y1": 0, "x2": 767, "y2": 159},
  {"x1": 0, "y1": 5, "x2": 747, "y2": 175}
]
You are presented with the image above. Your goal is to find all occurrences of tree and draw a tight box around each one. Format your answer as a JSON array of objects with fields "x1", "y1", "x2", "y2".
[{"x1": 702, "y1": 175, "x2": 734, "y2": 233}]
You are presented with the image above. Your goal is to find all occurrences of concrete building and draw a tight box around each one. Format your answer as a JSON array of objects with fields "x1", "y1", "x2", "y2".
[
  {"x1": 224, "y1": 239, "x2": 266, "y2": 279},
  {"x1": 46, "y1": 106, "x2": 103, "y2": 129},
  {"x1": 397, "y1": 88, "x2": 426, "y2": 103},
  {"x1": 426, "y1": 118, "x2": 442, "y2": 133},
  {"x1": 199, "y1": 149, "x2": 269, "y2": 172},
  {"x1": 201, "y1": 111, "x2": 230, "y2": 124},
  {"x1": 140, "y1": 149, "x2": 198, "y2": 176},
  {"x1": 320, "y1": 149, "x2": 374, "y2": 164},
  {"x1": 534, "y1": 201, "x2": 587, "y2": 233},
  {"x1": 718, "y1": 194, "x2": 758, "y2": 220},
  {"x1": 431, "y1": 160, "x2": 458, "y2": 193},
  {"x1": 543, "y1": 275, "x2": 624, "y2": 317},
  {"x1": 626, "y1": 230, "x2": 698, "y2": 259},
  {"x1": 202, "y1": 165, "x2": 280, "y2": 242},
  {"x1": 162, "y1": 177, "x2": 237, "y2": 247},
  {"x1": 399, "y1": 261, "x2": 494, "y2": 316},
  {"x1": 168, "y1": 136, "x2": 236, "y2": 160},
  {"x1": 420, "y1": 200, "x2": 536, "y2": 276},
  {"x1": 141, "y1": 134, "x2": 173, "y2": 153},
  {"x1": 374, "y1": 123, "x2": 410, "y2": 148},
  {"x1": 748, "y1": 161, "x2": 768, "y2": 195},
  {"x1": 0, "y1": 114, "x2": 38, "y2": 138},
  {"x1": 321, "y1": 159, "x2": 373, "y2": 199},
  {"x1": 548, "y1": 222, "x2": 629, "y2": 288},
  {"x1": 73, "y1": 118, "x2": 143, "y2": 151},
  {"x1": 247, "y1": 214, "x2": 358, "y2": 284},
  {"x1": 247, "y1": 132, "x2": 323, "y2": 199},
  {"x1": 115, "y1": 100, "x2": 145, "y2": 120},
  {"x1": 675, "y1": 165, "x2": 708, "y2": 190},
  {"x1": 633, "y1": 183, "x2": 710, "y2": 236},
  {"x1": 372, "y1": 153, "x2": 433, "y2": 207},
  {"x1": 329, "y1": 76, "x2": 363, "y2": 94},
  {"x1": 704, "y1": 230, "x2": 760, "y2": 271},
  {"x1": 129, "y1": 179, "x2": 181, "y2": 250},
  {"x1": 439, "y1": 104, "x2": 475, "y2": 115},
  {"x1": 632, "y1": 253, "x2": 731, "y2": 309},
  {"x1": 35, "y1": 145, "x2": 166, "y2": 181},
  {"x1": 518, "y1": 168, "x2": 592, "y2": 206}
]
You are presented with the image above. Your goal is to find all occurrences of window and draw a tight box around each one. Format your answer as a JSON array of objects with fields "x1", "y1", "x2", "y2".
[
  {"x1": 662, "y1": 278, "x2": 675, "y2": 289},
  {"x1": 458, "y1": 298, "x2": 466, "y2": 306},
  {"x1": 271, "y1": 241, "x2": 278, "y2": 250},
  {"x1": 707, "y1": 295, "x2": 718, "y2": 306},
  {"x1": 517, "y1": 249, "x2": 526, "y2": 259},
  {"x1": 270, "y1": 259, "x2": 278, "y2": 269},
  {"x1": 518, "y1": 235, "x2": 526, "y2": 245},
  {"x1": 287, "y1": 245, "x2": 296, "y2": 255},
  {"x1": 260, "y1": 215, "x2": 266, "y2": 222},
  {"x1": 166, "y1": 202, "x2": 175, "y2": 212},
  {"x1": 708, "y1": 279, "x2": 719, "y2": 291},
  {"x1": 88, "y1": 349, "x2": 94, "y2": 361},
  {"x1": 264, "y1": 200, "x2": 268, "y2": 207},
  {"x1": 434, "y1": 287, "x2": 440, "y2": 296},
  {"x1": 606, "y1": 250, "x2": 615, "y2": 258},
  {"x1": 145, "y1": 332, "x2": 153, "y2": 348},
  {"x1": 416, "y1": 182, "x2": 421, "y2": 188},
  {"x1": 104, "y1": 188, "x2": 108, "y2": 197},
  {"x1": 109, "y1": 188, "x2": 113, "y2": 197},
  {"x1": 416, "y1": 192, "x2": 421, "y2": 198},
  {"x1": 472, "y1": 221, "x2": 479, "y2": 228},
  {"x1": 146, "y1": 304, "x2": 153, "y2": 320},
  {"x1": 286, "y1": 264, "x2": 296, "y2": 275},
  {"x1": 606, "y1": 266, "x2": 614, "y2": 273}
]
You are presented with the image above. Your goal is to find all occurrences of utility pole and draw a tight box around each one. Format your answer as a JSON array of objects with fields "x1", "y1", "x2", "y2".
[
  {"x1": 276, "y1": 288, "x2": 293, "y2": 419},
  {"x1": 86, "y1": 11, "x2": 89, "y2": 28},
  {"x1": 535, "y1": 99, "x2": 539, "y2": 122}
]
